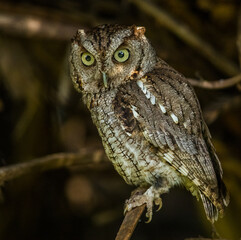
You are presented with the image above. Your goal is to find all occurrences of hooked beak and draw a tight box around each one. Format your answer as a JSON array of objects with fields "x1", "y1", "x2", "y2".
[{"x1": 102, "y1": 72, "x2": 108, "y2": 88}]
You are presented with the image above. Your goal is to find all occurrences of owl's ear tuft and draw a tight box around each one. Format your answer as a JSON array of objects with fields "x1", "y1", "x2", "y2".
[
  {"x1": 77, "y1": 29, "x2": 86, "y2": 36},
  {"x1": 133, "y1": 26, "x2": 146, "y2": 37},
  {"x1": 74, "y1": 29, "x2": 86, "y2": 42}
]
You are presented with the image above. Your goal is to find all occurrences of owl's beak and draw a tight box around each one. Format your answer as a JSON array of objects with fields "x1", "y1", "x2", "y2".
[{"x1": 102, "y1": 72, "x2": 108, "y2": 88}]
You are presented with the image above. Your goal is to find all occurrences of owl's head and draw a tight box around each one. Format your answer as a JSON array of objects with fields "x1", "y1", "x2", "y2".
[{"x1": 70, "y1": 24, "x2": 157, "y2": 93}]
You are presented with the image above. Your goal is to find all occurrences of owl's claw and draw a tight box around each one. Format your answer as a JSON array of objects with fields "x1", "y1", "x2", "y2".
[
  {"x1": 125, "y1": 193, "x2": 154, "y2": 223},
  {"x1": 145, "y1": 207, "x2": 153, "y2": 223},
  {"x1": 124, "y1": 186, "x2": 164, "y2": 223},
  {"x1": 124, "y1": 187, "x2": 146, "y2": 215},
  {"x1": 155, "y1": 198, "x2": 162, "y2": 212},
  {"x1": 124, "y1": 186, "x2": 166, "y2": 222},
  {"x1": 123, "y1": 204, "x2": 129, "y2": 216}
]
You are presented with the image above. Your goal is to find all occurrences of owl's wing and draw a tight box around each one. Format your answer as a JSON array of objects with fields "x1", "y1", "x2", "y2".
[{"x1": 114, "y1": 61, "x2": 228, "y2": 221}]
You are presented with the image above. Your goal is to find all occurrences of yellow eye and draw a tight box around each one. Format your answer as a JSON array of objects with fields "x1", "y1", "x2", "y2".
[
  {"x1": 81, "y1": 52, "x2": 95, "y2": 66},
  {"x1": 114, "y1": 48, "x2": 130, "y2": 63}
]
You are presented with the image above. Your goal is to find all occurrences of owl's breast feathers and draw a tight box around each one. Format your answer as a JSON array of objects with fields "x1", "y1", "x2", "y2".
[{"x1": 112, "y1": 60, "x2": 229, "y2": 222}]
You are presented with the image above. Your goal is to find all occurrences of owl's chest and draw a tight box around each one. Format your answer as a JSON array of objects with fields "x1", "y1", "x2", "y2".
[{"x1": 88, "y1": 91, "x2": 180, "y2": 187}]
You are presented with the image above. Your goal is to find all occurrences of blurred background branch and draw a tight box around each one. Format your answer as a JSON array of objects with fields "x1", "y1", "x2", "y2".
[
  {"x1": 187, "y1": 73, "x2": 241, "y2": 89},
  {"x1": 0, "y1": 148, "x2": 108, "y2": 186},
  {"x1": 128, "y1": 0, "x2": 239, "y2": 76},
  {"x1": 0, "y1": 12, "x2": 77, "y2": 40}
]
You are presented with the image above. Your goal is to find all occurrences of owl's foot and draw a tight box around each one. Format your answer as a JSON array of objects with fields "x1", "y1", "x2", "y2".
[{"x1": 124, "y1": 186, "x2": 164, "y2": 223}]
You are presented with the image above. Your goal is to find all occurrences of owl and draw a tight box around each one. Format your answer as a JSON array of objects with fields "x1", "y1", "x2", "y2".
[{"x1": 69, "y1": 24, "x2": 229, "y2": 223}]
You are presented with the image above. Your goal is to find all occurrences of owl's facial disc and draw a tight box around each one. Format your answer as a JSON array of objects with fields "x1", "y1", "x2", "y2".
[{"x1": 70, "y1": 24, "x2": 157, "y2": 93}]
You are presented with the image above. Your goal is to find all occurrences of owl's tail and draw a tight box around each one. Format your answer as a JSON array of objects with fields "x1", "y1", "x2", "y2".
[
  {"x1": 200, "y1": 180, "x2": 229, "y2": 223},
  {"x1": 200, "y1": 192, "x2": 218, "y2": 222}
]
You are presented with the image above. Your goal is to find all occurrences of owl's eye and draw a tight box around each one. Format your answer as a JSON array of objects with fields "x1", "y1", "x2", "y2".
[
  {"x1": 114, "y1": 48, "x2": 130, "y2": 63},
  {"x1": 81, "y1": 52, "x2": 95, "y2": 66}
]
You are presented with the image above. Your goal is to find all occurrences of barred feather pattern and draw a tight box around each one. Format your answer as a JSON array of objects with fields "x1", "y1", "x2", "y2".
[{"x1": 70, "y1": 24, "x2": 229, "y2": 223}]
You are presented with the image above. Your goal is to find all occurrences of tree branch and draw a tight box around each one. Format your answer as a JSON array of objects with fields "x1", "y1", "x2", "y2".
[
  {"x1": 0, "y1": 148, "x2": 108, "y2": 186},
  {"x1": 187, "y1": 73, "x2": 241, "y2": 89},
  {"x1": 129, "y1": 0, "x2": 239, "y2": 76},
  {"x1": 115, "y1": 188, "x2": 148, "y2": 240},
  {"x1": 237, "y1": 6, "x2": 241, "y2": 68},
  {"x1": 185, "y1": 238, "x2": 227, "y2": 240},
  {"x1": 115, "y1": 205, "x2": 145, "y2": 240}
]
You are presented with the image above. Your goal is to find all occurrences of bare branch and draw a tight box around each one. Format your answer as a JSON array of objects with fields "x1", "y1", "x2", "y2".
[
  {"x1": 115, "y1": 205, "x2": 145, "y2": 240},
  {"x1": 0, "y1": 148, "x2": 109, "y2": 186},
  {"x1": 115, "y1": 188, "x2": 147, "y2": 240},
  {"x1": 203, "y1": 95, "x2": 241, "y2": 124},
  {"x1": 237, "y1": 6, "x2": 241, "y2": 68},
  {"x1": 187, "y1": 73, "x2": 241, "y2": 89},
  {"x1": 129, "y1": 0, "x2": 239, "y2": 76},
  {"x1": 185, "y1": 238, "x2": 227, "y2": 240}
]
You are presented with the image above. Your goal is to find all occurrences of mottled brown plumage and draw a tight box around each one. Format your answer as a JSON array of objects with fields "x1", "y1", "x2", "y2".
[{"x1": 69, "y1": 24, "x2": 229, "y2": 222}]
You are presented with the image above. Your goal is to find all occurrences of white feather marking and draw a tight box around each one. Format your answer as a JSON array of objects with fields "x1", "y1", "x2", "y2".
[
  {"x1": 149, "y1": 160, "x2": 156, "y2": 167},
  {"x1": 131, "y1": 105, "x2": 139, "y2": 118},
  {"x1": 179, "y1": 165, "x2": 189, "y2": 176},
  {"x1": 125, "y1": 167, "x2": 131, "y2": 176},
  {"x1": 163, "y1": 152, "x2": 174, "y2": 163},
  {"x1": 150, "y1": 94, "x2": 156, "y2": 105},
  {"x1": 170, "y1": 113, "x2": 179, "y2": 124},
  {"x1": 137, "y1": 80, "x2": 155, "y2": 104},
  {"x1": 142, "y1": 85, "x2": 147, "y2": 94},
  {"x1": 107, "y1": 117, "x2": 116, "y2": 125},
  {"x1": 108, "y1": 137, "x2": 116, "y2": 143},
  {"x1": 145, "y1": 90, "x2": 151, "y2": 99},
  {"x1": 159, "y1": 104, "x2": 166, "y2": 113},
  {"x1": 120, "y1": 124, "x2": 132, "y2": 137},
  {"x1": 139, "y1": 161, "x2": 147, "y2": 167},
  {"x1": 136, "y1": 80, "x2": 143, "y2": 90},
  {"x1": 193, "y1": 178, "x2": 201, "y2": 186},
  {"x1": 183, "y1": 122, "x2": 188, "y2": 129},
  {"x1": 107, "y1": 111, "x2": 114, "y2": 115}
]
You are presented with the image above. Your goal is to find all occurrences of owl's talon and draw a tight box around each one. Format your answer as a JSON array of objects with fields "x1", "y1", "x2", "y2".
[
  {"x1": 145, "y1": 208, "x2": 153, "y2": 223},
  {"x1": 155, "y1": 198, "x2": 162, "y2": 212},
  {"x1": 124, "y1": 186, "x2": 161, "y2": 223},
  {"x1": 124, "y1": 186, "x2": 166, "y2": 222},
  {"x1": 145, "y1": 215, "x2": 152, "y2": 223},
  {"x1": 156, "y1": 204, "x2": 162, "y2": 212},
  {"x1": 124, "y1": 199, "x2": 135, "y2": 215},
  {"x1": 123, "y1": 205, "x2": 128, "y2": 215}
]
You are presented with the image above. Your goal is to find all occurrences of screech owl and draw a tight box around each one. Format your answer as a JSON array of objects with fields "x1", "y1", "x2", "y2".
[{"x1": 69, "y1": 24, "x2": 229, "y2": 223}]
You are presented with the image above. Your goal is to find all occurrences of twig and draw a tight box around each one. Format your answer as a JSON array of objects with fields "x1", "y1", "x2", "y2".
[
  {"x1": 237, "y1": 6, "x2": 241, "y2": 68},
  {"x1": 236, "y1": 5, "x2": 241, "y2": 91},
  {"x1": 129, "y1": 0, "x2": 239, "y2": 76},
  {"x1": 0, "y1": 12, "x2": 77, "y2": 40},
  {"x1": 187, "y1": 73, "x2": 241, "y2": 89},
  {"x1": 115, "y1": 205, "x2": 145, "y2": 240},
  {"x1": 185, "y1": 238, "x2": 227, "y2": 240},
  {"x1": 0, "y1": 3, "x2": 99, "y2": 40},
  {"x1": 203, "y1": 95, "x2": 241, "y2": 124},
  {"x1": 0, "y1": 148, "x2": 108, "y2": 186}
]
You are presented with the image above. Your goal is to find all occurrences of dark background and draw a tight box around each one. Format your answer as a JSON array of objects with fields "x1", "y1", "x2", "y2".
[{"x1": 0, "y1": 0, "x2": 241, "y2": 239}]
